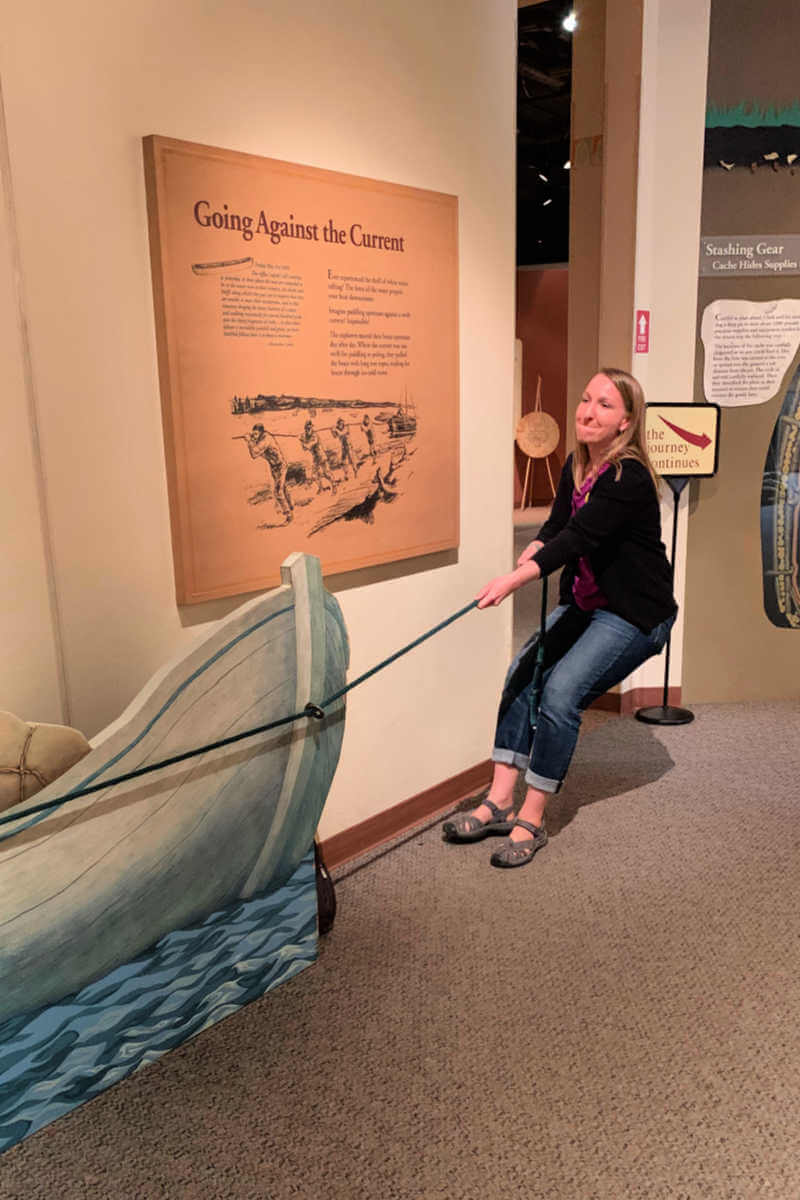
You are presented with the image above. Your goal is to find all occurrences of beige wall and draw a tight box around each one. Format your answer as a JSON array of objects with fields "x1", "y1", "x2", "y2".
[
  {"x1": 568, "y1": 0, "x2": 645, "y2": 411},
  {"x1": 0, "y1": 0, "x2": 518, "y2": 840},
  {"x1": 599, "y1": 0, "x2": 642, "y2": 370},
  {"x1": 0, "y1": 90, "x2": 65, "y2": 725},
  {"x1": 626, "y1": 0, "x2": 711, "y2": 698},
  {"x1": 567, "y1": 0, "x2": 605, "y2": 427}
]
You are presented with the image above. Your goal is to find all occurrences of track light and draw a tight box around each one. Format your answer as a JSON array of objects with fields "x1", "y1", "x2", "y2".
[{"x1": 563, "y1": 12, "x2": 577, "y2": 33}]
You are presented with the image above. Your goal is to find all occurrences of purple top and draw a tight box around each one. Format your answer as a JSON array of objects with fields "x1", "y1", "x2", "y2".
[{"x1": 571, "y1": 463, "x2": 610, "y2": 611}]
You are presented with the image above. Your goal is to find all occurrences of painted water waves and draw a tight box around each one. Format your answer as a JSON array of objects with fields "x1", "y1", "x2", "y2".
[{"x1": 0, "y1": 851, "x2": 317, "y2": 1154}]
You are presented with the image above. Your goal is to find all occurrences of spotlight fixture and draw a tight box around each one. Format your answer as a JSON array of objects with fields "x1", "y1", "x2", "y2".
[
  {"x1": 542, "y1": 199, "x2": 553, "y2": 206},
  {"x1": 563, "y1": 12, "x2": 577, "y2": 33},
  {"x1": 538, "y1": 173, "x2": 549, "y2": 182},
  {"x1": 563, "y1": 160, "x2": 571, "y2": 169}
]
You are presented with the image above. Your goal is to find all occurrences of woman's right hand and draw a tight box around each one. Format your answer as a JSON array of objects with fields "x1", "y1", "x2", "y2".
[
  {"x1": 476, "y1": 560, "x2": 541, "y2": 608},
  {"x1": 516, "y1": 538, "x2": 543, "y2": 567}
]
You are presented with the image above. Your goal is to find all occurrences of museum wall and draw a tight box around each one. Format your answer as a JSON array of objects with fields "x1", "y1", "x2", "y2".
[
  {"x1": 0, "y1": 0, "x2": 517, "y2": 840},
  {"x1": 683, "y1": 0, "x2": 800, "y2": 702},
  {"x1": 623, "y1": 0, "x2": 711, "y2": 701},
  {"x1": 566, "y1": 0, "x2": 604, "y2": 418},
  {"x1": 0, "y1": 135, "x2": 64, "y2": 724}
]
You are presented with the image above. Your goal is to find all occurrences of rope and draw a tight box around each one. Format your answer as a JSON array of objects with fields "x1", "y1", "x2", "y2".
[
  {"x1": 0, "y1": 599, "x2": 479, "y2": 838},
  {"x1": 528, "y1": 575, "x2": 549, "y2": 731}
]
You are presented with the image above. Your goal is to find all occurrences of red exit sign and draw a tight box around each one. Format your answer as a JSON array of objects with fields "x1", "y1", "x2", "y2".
[{"x1": 635, "y1": 309, "x2": 650, "y2": 353}]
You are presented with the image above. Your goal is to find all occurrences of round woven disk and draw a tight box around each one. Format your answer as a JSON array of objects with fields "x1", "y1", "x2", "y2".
[{"x1": 515, "y1": 411, "x2": 560, "y2": 458}]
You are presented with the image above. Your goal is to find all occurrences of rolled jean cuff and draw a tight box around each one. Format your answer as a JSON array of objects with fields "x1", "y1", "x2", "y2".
[
  {"x1": 492, "y1": 747, "x2": 530, "y2": 772},
  {"x1": 523, "y1": 768, "x2": 562, "y2": 794}
]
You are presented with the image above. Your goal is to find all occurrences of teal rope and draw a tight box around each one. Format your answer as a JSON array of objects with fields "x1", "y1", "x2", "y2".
[
  {"x1": 322, "y1": 599, "x2": 478, "y2": 707},
  {"x1": 0, "y1": 599, "x2": 479, "y2": 837},
  {"x1": 529, "y1": 575, "x2": 549, "y2": 731}
]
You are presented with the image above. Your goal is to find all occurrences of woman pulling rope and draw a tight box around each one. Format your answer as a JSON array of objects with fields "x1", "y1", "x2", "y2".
[{"x1": 443, "y1": 367, "x2": 678, "y2": 868}]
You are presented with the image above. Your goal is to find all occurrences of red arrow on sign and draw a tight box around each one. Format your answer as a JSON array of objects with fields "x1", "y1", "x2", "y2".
[{"x1": 658, "y1": 415, "x2": 711, "y2": 450}]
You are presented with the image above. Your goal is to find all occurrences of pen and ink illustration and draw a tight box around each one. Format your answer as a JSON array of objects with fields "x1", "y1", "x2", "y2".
[{"x1": 231, "y1": 390, "x2": 418, "y2": 535}]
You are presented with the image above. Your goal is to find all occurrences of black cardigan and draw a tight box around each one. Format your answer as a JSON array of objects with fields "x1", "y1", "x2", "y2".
[{"x1": 532, "y1": 455, "x2": 677, "y2": 633}]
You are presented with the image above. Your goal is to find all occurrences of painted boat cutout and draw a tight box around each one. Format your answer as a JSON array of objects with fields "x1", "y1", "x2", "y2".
[{"x1": 0, "y1": 553, "x2": 348, "y2": 1024}]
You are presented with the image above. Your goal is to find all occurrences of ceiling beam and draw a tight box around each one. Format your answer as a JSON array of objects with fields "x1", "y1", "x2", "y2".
[{"x1": 519, "y1": 62, "x2": 569, "y2": 89}]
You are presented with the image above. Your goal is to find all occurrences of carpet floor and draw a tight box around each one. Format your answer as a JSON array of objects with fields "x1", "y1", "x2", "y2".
[{"x1": 1, "y1": 700, "x2": 799, "y2": 1198}]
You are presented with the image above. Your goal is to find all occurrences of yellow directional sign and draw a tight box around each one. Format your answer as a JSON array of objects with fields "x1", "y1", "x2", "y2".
[{"x1": 645, "y1": 403, "x2": 720, "y2": 478}]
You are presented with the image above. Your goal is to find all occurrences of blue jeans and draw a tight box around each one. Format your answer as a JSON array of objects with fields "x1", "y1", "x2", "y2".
[{"x1": 492, "y1": 605, "x2": 676, "y2": 793}]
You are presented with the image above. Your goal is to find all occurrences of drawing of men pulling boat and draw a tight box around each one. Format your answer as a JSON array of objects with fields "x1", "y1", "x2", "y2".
[{"x1": 231, "y1": 390, "x2": 419, "y2": 534}]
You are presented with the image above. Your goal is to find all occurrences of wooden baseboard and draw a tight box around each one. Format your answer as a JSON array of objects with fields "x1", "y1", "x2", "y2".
[
  {"x1": 620, "y1": 686, "x2": 681, "y2": 714},
  {"x1": 320, "y1": 759, "x2": 493, "y2": 870},
  {"x1": 588, "y1": 692, "x2": 621, "y2": 713},
  {"x1": 590, "y1": 687, "x2": 682, "y2": 714}
]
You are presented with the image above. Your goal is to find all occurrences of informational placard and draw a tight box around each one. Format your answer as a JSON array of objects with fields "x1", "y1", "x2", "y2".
[
  {"x1": 700, "y1": 298, "x2": 800, "y2": 407},
  {"x1": 645, "y1": 403, "x2": 720, "y2": 478},
  {"x1": 700, "y1": 235, "x2": 800, "y2": 277},
  {"x1": 143, "y1": 136, "x2": 459, "y2": 603}
]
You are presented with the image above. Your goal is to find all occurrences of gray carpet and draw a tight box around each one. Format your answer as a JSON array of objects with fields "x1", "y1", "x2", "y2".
[{"x1": 2, "y1": 701, "x2": 799, "y2": 1198}]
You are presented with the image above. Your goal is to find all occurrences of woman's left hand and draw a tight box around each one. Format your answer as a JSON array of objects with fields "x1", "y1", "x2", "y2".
[{"x1": 476, "y1": 561, "x2": 541, "y2": 609}]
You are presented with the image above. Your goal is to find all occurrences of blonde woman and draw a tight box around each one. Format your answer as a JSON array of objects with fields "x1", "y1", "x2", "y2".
[{"x1": 443, "y1": 368, "x2": 677, "y2": 868}]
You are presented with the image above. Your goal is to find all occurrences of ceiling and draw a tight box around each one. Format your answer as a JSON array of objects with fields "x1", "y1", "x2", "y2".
[{"x1": 517, "y1": 0, "x2": 573, "y2": 265}]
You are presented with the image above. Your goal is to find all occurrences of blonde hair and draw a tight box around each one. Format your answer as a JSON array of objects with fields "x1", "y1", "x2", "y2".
[{"x1": 572, "y1": 367, "x2": 660, "y2": 491}]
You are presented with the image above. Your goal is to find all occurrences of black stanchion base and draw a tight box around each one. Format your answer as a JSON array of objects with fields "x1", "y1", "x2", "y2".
[{"x1": 635, "y1": 705, "x2": 694, "y2": 726}]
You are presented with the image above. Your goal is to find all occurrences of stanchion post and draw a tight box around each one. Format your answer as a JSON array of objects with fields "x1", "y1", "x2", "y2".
[{"x1": 635, "y1": 477, "x2": 694, "y2": 726}]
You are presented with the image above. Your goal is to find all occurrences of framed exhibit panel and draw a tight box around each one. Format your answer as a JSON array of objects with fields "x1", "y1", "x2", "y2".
[{"x1": 143, "y1": 136, "x2": 460, "y2": 603}]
